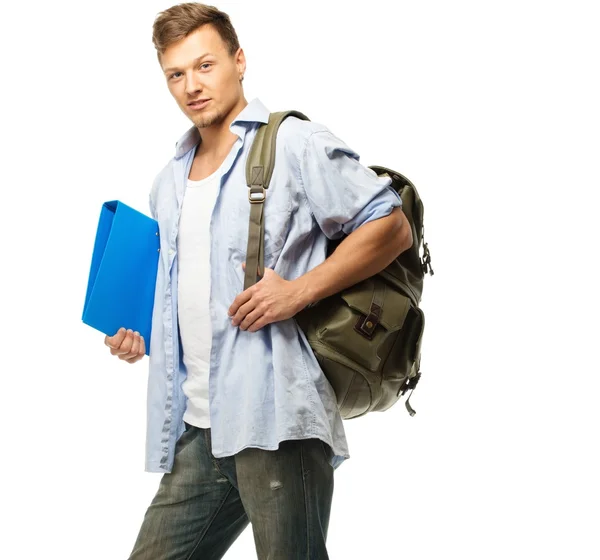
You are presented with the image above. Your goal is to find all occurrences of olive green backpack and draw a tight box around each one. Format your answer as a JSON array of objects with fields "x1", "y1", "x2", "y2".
[{"x1": 243, "y1": 111, "x2": 433, "y2": 419}]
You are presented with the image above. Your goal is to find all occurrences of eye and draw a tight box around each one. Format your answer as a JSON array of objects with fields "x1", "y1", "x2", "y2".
[{"x1": 168, "y1": 62, "x2": 212, "y2": 80}]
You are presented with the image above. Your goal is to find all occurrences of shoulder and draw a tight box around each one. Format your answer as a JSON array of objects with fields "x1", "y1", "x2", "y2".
[
  {"x1": 275, "y1": 114, "x2": 356, "y2": 167},
  {"x1": 278, "y1": 114, "x2": 329, "y2": 138},
  {"x1": 277, "y1": 115, "x2": 330, "y2": 154}
]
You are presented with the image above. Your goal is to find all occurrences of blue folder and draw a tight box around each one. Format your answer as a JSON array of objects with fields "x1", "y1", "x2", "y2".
[{"x1": 82, "y1": 200, "x2": 160, "y2": 355}]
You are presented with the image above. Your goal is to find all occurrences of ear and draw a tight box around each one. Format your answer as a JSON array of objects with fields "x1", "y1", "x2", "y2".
[{"x1": 235, "y1": 47, "x2": 246, "y2": 79}]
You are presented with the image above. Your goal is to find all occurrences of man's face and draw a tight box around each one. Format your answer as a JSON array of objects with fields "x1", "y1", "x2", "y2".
[{"x1": 160, "y1": 25, "x2": 245, "y2": 129}]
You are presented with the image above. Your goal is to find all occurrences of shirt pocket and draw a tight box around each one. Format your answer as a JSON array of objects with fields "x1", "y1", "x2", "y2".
[
  {"x1": 228, "y1": 201, "x2": 292, "y2": 261},
  {"x1": 228, "y1": 204, "x2": 291, "y2": 291}
]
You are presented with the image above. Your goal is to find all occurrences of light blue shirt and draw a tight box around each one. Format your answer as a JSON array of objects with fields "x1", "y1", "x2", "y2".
[{"x1": 145, "y1": 98, "x2": 402, "y2": 473}]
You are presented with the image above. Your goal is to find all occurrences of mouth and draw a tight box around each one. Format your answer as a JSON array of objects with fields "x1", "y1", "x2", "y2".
[{"x1": 188, "y1": 99, "x2": 210, "y2": 111}]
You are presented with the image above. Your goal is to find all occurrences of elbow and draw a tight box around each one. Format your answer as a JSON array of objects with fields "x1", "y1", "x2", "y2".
[
  {"x1": 395, "y1": 210, "x2": 413, "y2": 255},
  {"x1": 399, "y1": 226, "x2": 413, "y2": 255}
]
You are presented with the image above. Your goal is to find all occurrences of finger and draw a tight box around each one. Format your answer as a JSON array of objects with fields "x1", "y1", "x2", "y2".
[
  {"x1": 125, "y1": 354, "x2": 142, "y2": 364},
  {"x1": 247, "y1": 318, "x2": 266, "y2": 332},
  {"x1": 120, "y1": 331, "x2": 140, "y2": 361},
  {"x1": 239, "y1": 306, "x2": 262, "y2": 331},
  {"x1": 114, "y1": 329, "x2": 135, "y2": 357},
  {"x1": 241, "y1": 262, "x2": 261, "y2": 275},
  {"x1": 114, "y1": 330, "x2": 134, "y2": 355},
  {"x1": 106, "y1": 327, "x2": 127, "y2": 349},
  {"x1": 128, "y1": 332, "x2": 141, "y2": 357},
  {"x1": 231, "y1": 292, "x2": 255, "y2": 323},
  {"x1": 248, "y1": 311, "x2": 271, "y2": 332},
  {"x1": 232, "y1": 299, "x2": 257, "y2": 327},
  {"x1": 125, "y1": 335, "x2": 145, "y2": 364}
]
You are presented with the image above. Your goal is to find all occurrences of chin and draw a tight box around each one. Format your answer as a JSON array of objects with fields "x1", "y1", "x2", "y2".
[{"x1": 196, "y1": 109, "x2": 223, "y2": 128}]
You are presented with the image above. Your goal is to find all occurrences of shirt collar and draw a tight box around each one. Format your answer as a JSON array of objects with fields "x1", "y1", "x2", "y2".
[{"x1": 174, "y1": 97, "x2": 270, "y2": 159}]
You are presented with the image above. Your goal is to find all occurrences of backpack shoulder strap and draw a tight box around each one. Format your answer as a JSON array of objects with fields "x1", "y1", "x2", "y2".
[
  {"x1": 243, "y1": 110, "x2": 310, "y2": 290},
  {"x1": 245, "y1": 110, "x2": 310, "y2": 191}
]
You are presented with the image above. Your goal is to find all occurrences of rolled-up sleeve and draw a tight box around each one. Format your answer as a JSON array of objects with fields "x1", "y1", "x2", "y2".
[{"x1": 298, "y1": 129, "x2": 402, "y2": 240}]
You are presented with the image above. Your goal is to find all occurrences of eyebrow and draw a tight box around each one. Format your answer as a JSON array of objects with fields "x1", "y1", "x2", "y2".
[{"x1": 163, "y1": 53, "x2": 215, "y2": 74}]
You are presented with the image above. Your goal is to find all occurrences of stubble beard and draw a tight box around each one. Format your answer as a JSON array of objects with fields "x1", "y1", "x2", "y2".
[{"x1": 193, "y1": 107, "x2": 224, "y2": 129}]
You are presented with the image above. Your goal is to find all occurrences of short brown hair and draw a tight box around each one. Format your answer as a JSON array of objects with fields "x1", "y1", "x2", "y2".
[{"x1": 152, "y1": 2, "x2": 240, "y2": 64}]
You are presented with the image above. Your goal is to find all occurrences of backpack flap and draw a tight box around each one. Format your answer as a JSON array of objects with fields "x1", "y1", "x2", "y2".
[
  {"x1": 340, "y1": 277, "x2": 411, "y2": 334},
  {"x1": 312, "y1": 276, "x2": 414, "y2": 375}
]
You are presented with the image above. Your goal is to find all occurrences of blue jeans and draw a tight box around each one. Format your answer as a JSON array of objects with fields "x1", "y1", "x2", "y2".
[{"x1": 127, "y1": 422, "x2": 335, "y2": 559}]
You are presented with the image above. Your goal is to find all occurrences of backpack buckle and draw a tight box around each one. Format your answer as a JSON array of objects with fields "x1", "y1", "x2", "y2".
[
  {"x1": 249, "y1": 185, "x2": 266, "y2": 203},
  {"x1": 398, "y1": 369, "x2": 422, "y2": 396}
]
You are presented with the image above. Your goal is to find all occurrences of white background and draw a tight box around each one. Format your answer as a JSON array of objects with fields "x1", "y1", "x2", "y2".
[{"x1": 1, "y1": 0, "x2": 598, "y2": 558}]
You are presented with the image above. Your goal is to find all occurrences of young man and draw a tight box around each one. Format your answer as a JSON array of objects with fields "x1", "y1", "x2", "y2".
[{"x1": 105, "y1": 3, "x2": 412, "y2": 558}]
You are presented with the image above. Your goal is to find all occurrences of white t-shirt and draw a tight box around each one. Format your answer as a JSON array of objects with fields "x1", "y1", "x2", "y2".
[{"x1": 177, "y1": 165, "x2": 223, "y2": 428}]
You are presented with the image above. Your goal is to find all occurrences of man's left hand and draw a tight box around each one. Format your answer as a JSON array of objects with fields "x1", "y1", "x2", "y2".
[{"x1": 228, "y1": 263, "x2": 306, "y2": 332}]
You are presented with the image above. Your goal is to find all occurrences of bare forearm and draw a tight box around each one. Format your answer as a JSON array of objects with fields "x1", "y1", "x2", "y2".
[{"x1": 292, "y1": 208, "x2": 411, "y2": 308}]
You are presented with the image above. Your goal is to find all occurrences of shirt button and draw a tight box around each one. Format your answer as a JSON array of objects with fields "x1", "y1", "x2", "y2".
[{"x1": 168, "y1": 249, "x2": 174, "y2": 256}]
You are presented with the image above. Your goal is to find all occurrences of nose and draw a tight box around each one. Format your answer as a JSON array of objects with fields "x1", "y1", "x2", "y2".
[{"x1": 184, "y1": 70, "x2": 203, "y2": 97}]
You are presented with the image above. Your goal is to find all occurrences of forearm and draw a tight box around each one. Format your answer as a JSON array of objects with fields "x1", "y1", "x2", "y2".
[{"x1": 292, "y1": 208, "x2": 410, "y2": 308}]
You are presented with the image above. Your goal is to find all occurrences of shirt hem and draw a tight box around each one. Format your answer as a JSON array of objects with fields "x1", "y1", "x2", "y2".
[{"x1": 211, "y1": 435, "x2": 350, "y2": 470}]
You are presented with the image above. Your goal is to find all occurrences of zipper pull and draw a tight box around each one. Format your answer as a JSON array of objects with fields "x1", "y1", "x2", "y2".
[{"x1": 421, "y1": 242, "x2": 434, "y2": 276}]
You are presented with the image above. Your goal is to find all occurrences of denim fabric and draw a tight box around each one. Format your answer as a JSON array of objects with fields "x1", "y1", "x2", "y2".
[
  {"x1": 145, "y1": 97, "x2": 403, "y2": 474},
  {"x1": 127, "y1": 422, "x2": 334, "y2": 559}
]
